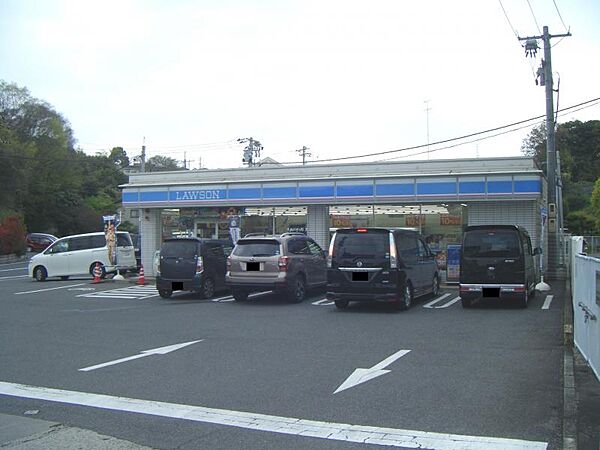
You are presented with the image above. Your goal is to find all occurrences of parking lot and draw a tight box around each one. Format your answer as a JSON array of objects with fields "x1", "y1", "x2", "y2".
[{"x1": 0, "y1": 259, "x2": 564, "y2": 449}]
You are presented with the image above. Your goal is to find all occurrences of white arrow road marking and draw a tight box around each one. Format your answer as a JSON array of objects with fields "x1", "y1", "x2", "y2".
[
  {"x1": 15, "y1": 283, "x2": 87, "y2": 294},
  {"x1": 334, "y1": 349, "x2": 411, "y2": 394},
  {"x1": 422, "y1": 293, "x2": 452, "y2": 308},
  {"x1": 79, "y1": 340, "x2": 202, "y2": 372},
  {"x1": 0, "y1": 381, "x2": 548, "y2": 449},
  {"x1": 541, "y1": 295, "x2": 554, "y2": 310}
]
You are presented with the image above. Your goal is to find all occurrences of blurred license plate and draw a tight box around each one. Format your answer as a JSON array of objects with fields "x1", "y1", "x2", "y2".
[
  {"x1": 246, "y1": 262, "x2": 260, "y2": 271},
  {"x1": 352, "y1": 272, "x2": 368, "y2": 281}
]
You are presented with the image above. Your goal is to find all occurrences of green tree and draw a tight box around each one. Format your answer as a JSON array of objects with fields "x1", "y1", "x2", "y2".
[
  {"x1": 522, "y1": 120, "x2": 600, "y2": 234},
  {"x1": 109, "y1": 146, "x2": 130, "y2": 168},
  {"x1": 591, "y1": 178, "x2": 600, "y2": 231},
  {"x1": 146, "y1": 155, "x2": 184, "y2": 172},
  {"x1": 0, "y1": 80, "x2": 129, "y2": 236}
]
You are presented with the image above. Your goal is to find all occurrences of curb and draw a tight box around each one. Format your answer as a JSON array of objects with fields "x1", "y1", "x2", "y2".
[{"x1": 563, "y1": 278, "x2": 577, "y2": 450}]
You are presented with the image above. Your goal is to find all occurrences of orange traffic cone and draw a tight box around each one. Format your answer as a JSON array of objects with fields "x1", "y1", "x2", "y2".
[
  {"x1": 92, "y1": 262, "x2": 103, "y2": 284},
  {"x1": 137, "y1": 264, "x2": 146, "y2": 286}
]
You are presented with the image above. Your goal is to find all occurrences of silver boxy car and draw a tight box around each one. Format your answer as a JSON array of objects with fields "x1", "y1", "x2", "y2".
[{"x1": 226, "y1": 233, "x2": 327, "y2": 303}]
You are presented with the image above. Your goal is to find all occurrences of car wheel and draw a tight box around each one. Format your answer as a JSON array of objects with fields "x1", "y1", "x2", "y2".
[
  {"x1": 396, "y1": 282, "x2": 413, "y2": 311},
  {"x1": 60, "y1": 276, "x2": 69, "y2": 281},
  {"x1": 199, "y1": 277, "x2": 215, "y2": 299},
  {"x1": 89, "y1": 263, "x2": 106, "y2": 279},
  {"x1": 34, "y1": 266, "x2": 47, "y2": 282},
  {"x1": 461, "y1": 297, "x2": 473, "y2": 308},
  {"x1": 431, "y1": 274, "x2": 440, "y2": 297},
  {"x1": 517, "y1": 291, "x2": 528, "y2": 309},
  {"x1": 529, "y1": 285, "x2": 536, "y2": 298},
  {"x1": 334, "y1": 299, "x2": 349, "y2": 309},
  {"x1": 233, "y1": 289, "x2": 248, "y2": 302},
  {"x1": 288, "y1": 276, "x2": 306, "y2": 303},
  {"x1": 159, "y1": 289, "x2": 172, "y2": 299}
]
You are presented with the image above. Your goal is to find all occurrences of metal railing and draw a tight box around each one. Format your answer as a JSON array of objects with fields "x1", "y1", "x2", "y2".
[{"x1": 571, "y1": 236, "x2": 600, "y2": 381}]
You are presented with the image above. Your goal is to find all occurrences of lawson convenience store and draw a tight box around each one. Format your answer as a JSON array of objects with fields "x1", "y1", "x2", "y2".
[{"x1": 120, "y1": 156, "x2": 546, "y2": 276}]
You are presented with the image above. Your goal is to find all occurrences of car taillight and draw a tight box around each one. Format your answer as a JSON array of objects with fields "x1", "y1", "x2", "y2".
[
  {"x1": 459, "y1": 285, "x2": 481, "y2": 292},
  {"x1": 327, "y1": 234, "x2": 337, "y2": 268},
  {"x1": 278, "y1": 256, "x2": 289, "y2": 271},
  {"x1": 501, "y1": 285, "x2": 525, "y2": 292},
  {"x1": 226, "y1": 256, "x2": 231, "y2": 269},
  {"x1": 357, "y1": 228, "x2": 368, "y2": 233},
  {"x1": 389, "y1": 232, "x2": 398, "y2": 269},
  {"x1": 196, "y1": 256, "x2": 204, "y2": 274}
]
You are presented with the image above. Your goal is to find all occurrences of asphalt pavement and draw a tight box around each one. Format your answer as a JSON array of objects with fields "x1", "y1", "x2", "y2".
[{"x1": 0, "y1": 255, "x2": 598, "y2": 449}]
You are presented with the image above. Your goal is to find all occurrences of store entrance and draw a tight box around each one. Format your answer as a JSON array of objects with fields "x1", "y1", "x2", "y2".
[{"x1": 194, "y1": 220, "x2": 230, "y2": 240}]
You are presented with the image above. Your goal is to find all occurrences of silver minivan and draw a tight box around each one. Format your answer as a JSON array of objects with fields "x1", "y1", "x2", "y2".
[{"x1": 28, "y1": 231, "x2": 137, "y2": 281}]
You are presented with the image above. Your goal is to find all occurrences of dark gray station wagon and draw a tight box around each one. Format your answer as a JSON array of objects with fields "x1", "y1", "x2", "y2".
[
  {"x1": 326, "y1": 228, "x2": 440, "y2": 310},
  {"x1": 156, "y1": 238, "x2": 231, "y2": 299}
]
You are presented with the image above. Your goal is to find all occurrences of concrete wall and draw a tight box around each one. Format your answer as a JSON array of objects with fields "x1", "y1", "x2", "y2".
[
  {"x1": 306, "y1": 205, "x2": 330, "y2": 250},
  {"x1": 140, "y1": 209, "x2": 162, "y2": 277}
]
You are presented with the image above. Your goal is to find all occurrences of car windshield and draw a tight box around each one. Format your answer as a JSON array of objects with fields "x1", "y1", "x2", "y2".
[
  {"x1": 463, "y1": 230, "x2": 521, "y2": 258},
  {"x1": 334, "y1": 231, "x2": 388, "y2": 258},
  {"x1": 116, "y1": 233, "x2": 132, "y2": 247},
  {"x1": 233, "y1": 240, "x2": 280, "y2": 257},
  {"x1": 161, "y1": 241, "x2": 197, "y2": 258}
]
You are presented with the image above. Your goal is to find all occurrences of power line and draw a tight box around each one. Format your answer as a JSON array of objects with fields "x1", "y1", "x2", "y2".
[
  {"x1": 525, "y1": 0, "x2": 542, "y2": 35},
  {"x1": 498, "y1": 0, "x2": 520, "y2": 38},
  {"x1": 552, "y1": 0, "x2": 569, "y2": 32},
  {"x1": 5, "y1": 98, "x2": 597, "y2": 168},
  {"x1": 379, "y1": 99, "x2": 600, "y2": 162},
  {"x1": 274, "y1": 97, "x2": 600, "y2": 165}
]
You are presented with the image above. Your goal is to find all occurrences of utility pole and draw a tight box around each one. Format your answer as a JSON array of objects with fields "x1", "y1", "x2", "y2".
[
  {"x1": 519, "y1": 26, "x2": 571, "y2": 275},
  {"x1": 424, "y1": 100, "x2": 431, "y2": 159},
  {"x1": 140, "y1": 137, "x2": 146, "y2": 173},
  {"x1": 296, "y1": 146, "x2": 311, "y2": 165},
  {"x1": 237, "y1": 137, "x2": 263, "y2": 167}
]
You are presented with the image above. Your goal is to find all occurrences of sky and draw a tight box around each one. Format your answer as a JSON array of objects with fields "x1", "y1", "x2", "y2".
[{"x1": 1, "y1": 0, "x2": 599, "y2": 170}]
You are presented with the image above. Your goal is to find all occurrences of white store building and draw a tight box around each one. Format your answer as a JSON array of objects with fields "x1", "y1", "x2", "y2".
[{"x1": 120, "y1": 156, "x2": 547, "y2": 277}]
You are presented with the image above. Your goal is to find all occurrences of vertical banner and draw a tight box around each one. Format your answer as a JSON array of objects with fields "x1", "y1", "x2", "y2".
[
  {"x1": 446, "y1": 244, "x2": 461, "y2": 283},
  {"x1": 103, "y1": 215, "x2": 117, "y2": 265},
  {"x1": 229, "y1": 215, "x2": 241, "y2": 245}
]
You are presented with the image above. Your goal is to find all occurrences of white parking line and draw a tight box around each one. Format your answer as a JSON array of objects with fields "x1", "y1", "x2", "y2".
[
  {"x1": 422, "y1": 293, "x2": 452, "y2": 308},
  {"x1": 436, "y1": 297, "x2": 461, "y2": 308},
  {"x1": 312, "y1": 298, "x2": 334, "y2": 306},
  {"x1": 0, "y1": 267, "x2": 27, "y2": 272},
  {"x1": 0, "y1": 275, "x2": 29, "y2": 281},
  {"x1": 77, "y1": 285, "x2": 159, "y2": 300},
  {"x1": 541, "y1": 295, "x2": 554, "y2": 310},
  {"x1": 15, "y1": 283, "x2": 87, "y2": 295},
  {"x1": 0, "y1": 381, "x2": 548, "y2": 450},
  {"x1": 211, "y1": 295, "x2": 234, "y2": 302}
]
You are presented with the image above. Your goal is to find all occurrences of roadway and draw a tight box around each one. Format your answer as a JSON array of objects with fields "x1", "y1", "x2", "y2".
[{"x1": 0, "y1": 258, "x2": 564, "y2": 449}]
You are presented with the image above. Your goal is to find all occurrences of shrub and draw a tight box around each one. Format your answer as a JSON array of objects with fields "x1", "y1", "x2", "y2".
[{"x1": 0, "y1": 215, "x2": 27, "y2": 255}]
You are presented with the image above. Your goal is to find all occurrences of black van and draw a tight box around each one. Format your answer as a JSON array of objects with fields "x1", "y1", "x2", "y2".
[
  {"x1": 156, "y1": 238, "x2": 232, "y2": 299},
  {"x1": 326, "y1": 228, "x2": 440, "y2": 310},
  {"x1": 459, "y1": 225, "x2": 540, "y2": 308}
]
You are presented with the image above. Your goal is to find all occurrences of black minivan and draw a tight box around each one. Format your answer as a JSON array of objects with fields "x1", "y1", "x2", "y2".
[
  {"x1": 156, "y1": 238, "x2": 232, "y2": 299},
  {"x1": 459, "y1": 225, "x2": 539, "y2": 308},
  {"x1": 326, "y1": 228, "x2": 440, "y2": 310}
]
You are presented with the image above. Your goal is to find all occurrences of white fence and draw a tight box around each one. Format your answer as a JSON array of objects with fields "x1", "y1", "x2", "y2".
[{"x1": 571, "y1": 236, "x2": 600, "y2": 381}]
